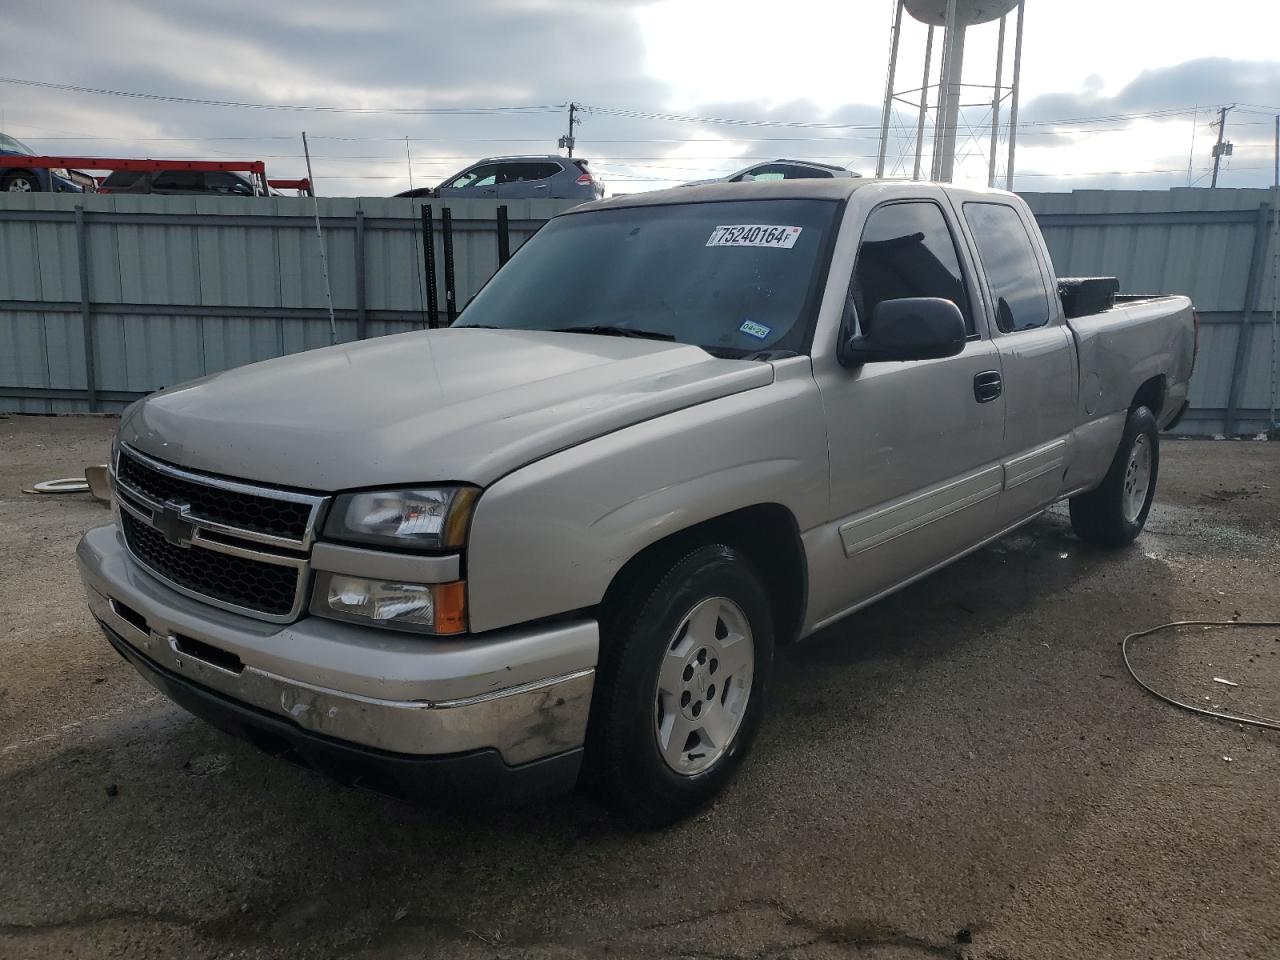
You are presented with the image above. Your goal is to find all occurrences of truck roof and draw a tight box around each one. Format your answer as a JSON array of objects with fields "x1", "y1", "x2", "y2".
[{"x1": 571, "y1": 177, "x2": 1017, "y2": 214}]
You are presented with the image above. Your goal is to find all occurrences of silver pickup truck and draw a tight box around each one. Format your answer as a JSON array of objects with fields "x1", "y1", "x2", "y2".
[{"x1": 78, "y1": 179, "x2": 1196, "y2": 825}]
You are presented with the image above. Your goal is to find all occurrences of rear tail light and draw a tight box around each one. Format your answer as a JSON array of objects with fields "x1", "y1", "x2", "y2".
[
  {"x1": 98, "y1": 187, "x2": 112, "y2": 194},
  {"x1": 576, "y1": 173, "x2": 595, "y2": 185}
]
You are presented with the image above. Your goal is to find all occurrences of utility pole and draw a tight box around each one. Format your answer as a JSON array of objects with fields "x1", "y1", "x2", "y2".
[
  {"x1": 300, "y1": 132, "x2": 337, "y2": 345},
  {"x1": 1210, "y1": 105, "x2": 1234, "y2": 188},
  {"x1": 559, "y1": 102, "x2": 577, "y2": 158}
]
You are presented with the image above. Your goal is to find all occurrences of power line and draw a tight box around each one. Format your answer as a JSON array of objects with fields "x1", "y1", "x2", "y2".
[
  {"x1": 0, "y1": 76, "x2": 564, "y2": 115},
  {"x1": 30, "y1": 123, "x2": 1277, "y2": 144},
  {"x1": 586, "y1": 102, "x2": 1203, "y2": 131},
  {"x1": 0, "y1": 78, "x2": 1205, "y2": 130}
]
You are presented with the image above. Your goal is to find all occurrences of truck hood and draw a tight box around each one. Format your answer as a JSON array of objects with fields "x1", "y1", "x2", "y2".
[{"x1": 119, "y1": 328, "x2": 774, "y2": 491}]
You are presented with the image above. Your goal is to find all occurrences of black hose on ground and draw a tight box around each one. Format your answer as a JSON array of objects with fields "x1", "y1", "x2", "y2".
[{"x1": 1122, "y1": 620, "x2": 1280, "y2": 731}]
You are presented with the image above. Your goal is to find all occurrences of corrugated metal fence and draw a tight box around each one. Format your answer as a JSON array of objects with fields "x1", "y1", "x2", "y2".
[
  {"x1": 2, "y1": 188, "x2": 1277, "y2": 433},
  {"x1": 1022, "y1": 188, "x2": 1278, "y2": 436},
  {"x1": 0, "y1": 193, "x2": 580, "y2": 414}
]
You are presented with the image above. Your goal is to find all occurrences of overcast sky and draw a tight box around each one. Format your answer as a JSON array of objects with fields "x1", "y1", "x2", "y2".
[{"x1": 2, "y1": 0, "x2": 1278, "y2": 196}]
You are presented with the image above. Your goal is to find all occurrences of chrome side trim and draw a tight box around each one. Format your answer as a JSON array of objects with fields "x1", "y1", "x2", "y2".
[
  {"x1": 839, "y1": 464, "x2": 1005, "y2": 558},
  {"x1": 311, "y1": 542, "x2": 461, "y2": 583},
  {"x1": 813, "y1": 508, "x2": 1049, "y2": 635},
  {"x1": 116, "y1": 443, "x2": 326, "y2": 550},
  {"x1": 1003, "y1": 437, "x2": 1069, "y2": 491}
]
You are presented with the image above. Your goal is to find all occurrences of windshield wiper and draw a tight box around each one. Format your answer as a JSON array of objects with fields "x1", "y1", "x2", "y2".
[{"x1": 550, "y1": 325, "x2": 677, "y2": 342}]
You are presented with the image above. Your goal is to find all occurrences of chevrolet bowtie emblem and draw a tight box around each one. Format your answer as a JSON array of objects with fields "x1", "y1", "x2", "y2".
[{"x1": 154, "y1": 500, "x2": 195, "y2": 547}]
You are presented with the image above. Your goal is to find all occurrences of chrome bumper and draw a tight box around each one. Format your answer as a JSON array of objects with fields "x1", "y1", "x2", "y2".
[{"x1": 77, "y1": 524, "x2": 597, "y2": 766}]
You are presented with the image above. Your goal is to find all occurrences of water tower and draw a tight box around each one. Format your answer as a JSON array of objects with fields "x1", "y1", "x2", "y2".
[{"x1": 875, "y1": 0, "x2": 1025, "y2": 186}]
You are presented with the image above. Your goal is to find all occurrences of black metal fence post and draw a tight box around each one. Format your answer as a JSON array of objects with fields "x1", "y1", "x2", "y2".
[
  {"x1": 354, "y1": 208, "x2": 368, "y2": 340},
  {"x1": 497, "y1": 205, "x2": 511, "y2": 266},
  {"x1": 74, "y1": 204, "x2": 99, "y2": 412},
  {"x1": 1224, "y1": 201, "x2": 1272, "y2": 435},
  {"x1": 442, "y1": 207, "x2": 457, "y2": 325},
  {"x1": 422, "y1": 204, "x2": 438, "y2": 328}
]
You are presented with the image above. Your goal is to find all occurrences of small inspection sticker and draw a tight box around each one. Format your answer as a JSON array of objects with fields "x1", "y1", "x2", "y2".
[
  {"x1": 706, "y1": 225, "x2": 802, "y2": 249},
  {"x1": 739, "y1": 320, "x2": 772, "y2": 340}
]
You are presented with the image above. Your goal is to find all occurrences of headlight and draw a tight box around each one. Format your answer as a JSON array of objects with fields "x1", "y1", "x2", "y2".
[
  {"x1": 52, "y1": 168, "x2": 70, "y2": 178},
  {"x1": 324, "y1": 486, "x2": 478, "y2": 549},
  {"x1": 312, "y1": 572, "x2": 466, "y2": 635}
]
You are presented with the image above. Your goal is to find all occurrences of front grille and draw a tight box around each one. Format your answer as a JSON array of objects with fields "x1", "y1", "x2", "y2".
[
  {"x1": 121, "y1": 512, "x2": 300, "y2": 617},
  {"x1": 117, "y1": 449, "x2": 312, "y2": 542}
]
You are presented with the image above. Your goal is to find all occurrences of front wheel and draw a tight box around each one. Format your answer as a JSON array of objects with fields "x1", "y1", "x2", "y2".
[
  {"x1": 587, "y1": 543, "x2": 774, "y2": 826},
  {"x1": 1070, "y1": 405, "x2": 1159, "y2": 547},
  {"x1": 2, "y1": 171, "x2": 41, "y2": 192}
]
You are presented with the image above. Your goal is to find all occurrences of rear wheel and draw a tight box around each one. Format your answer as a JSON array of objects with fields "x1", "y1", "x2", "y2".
[
  {"x1": 3, "y1": 171, "x2": 41, "y2": 192},
  {"x1": 1070, "y1": 405, "x2": 1159, "y2": 547},
  {"x1": 587, "y1": 543, "x2": 774, "y2": 826}
]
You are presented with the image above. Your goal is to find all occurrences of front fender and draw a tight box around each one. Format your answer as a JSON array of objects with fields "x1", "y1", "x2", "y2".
[{"x1": 466, "y1": 362, "x2": 829, "y2": 633}]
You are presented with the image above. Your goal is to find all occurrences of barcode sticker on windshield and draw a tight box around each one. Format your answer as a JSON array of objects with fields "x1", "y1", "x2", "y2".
[{"x1": 706, "y1": 225, "x2": 802, "y2": 249}]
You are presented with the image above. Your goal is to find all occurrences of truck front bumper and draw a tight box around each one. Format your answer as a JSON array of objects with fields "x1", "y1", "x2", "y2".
[{"x1": 77, "y1": 524, "x2": 597, "y2": 805}]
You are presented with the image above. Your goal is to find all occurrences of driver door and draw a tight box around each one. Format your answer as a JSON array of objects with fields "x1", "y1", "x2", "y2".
[{"x1": 810, "y1": 197, "x2": 1007, "y2": 619}]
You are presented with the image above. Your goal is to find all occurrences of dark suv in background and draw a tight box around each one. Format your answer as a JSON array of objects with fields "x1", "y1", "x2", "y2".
[
  {"x1": 396, "y1": 155, "x2": 604, "y2": 200},
  {"x1": 99, "y1": 169, "x2": 262, "y2": 196}
]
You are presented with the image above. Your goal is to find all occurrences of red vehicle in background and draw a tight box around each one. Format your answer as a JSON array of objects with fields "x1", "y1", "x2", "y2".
[{"x1": 0, "y1": 152, "x2": 311, "y2": 196}]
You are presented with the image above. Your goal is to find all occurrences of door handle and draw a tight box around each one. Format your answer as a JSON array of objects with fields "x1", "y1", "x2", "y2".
[{"x1": 974, "y1": 370, "x2": 1002, "y2": 403}]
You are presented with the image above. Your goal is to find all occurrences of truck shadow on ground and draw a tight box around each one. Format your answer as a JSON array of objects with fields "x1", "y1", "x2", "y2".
[{"x1": 1, "y1": 508, "x2": 1189, "y2": 959}]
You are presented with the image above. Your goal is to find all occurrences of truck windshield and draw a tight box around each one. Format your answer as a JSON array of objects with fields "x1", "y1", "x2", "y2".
[{"x1": 454, "y1": 198, "x2": 841, "y2": 357}]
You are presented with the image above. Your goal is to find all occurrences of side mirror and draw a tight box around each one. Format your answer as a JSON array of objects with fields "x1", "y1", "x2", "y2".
[{"x1": 840, "y1": 297, "x2": 967, "y2": 365}]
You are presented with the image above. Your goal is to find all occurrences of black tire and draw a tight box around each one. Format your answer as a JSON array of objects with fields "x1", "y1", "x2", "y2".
[
  {"x1": 1069, "y1": 405, "x2": 1159, "y2": 547},
  {"x1": 586, "y1": 543, "x2": 774, "y2": 827},
  {"x1": 2, "y1": 171, "x2": 42, "y2": 192}
]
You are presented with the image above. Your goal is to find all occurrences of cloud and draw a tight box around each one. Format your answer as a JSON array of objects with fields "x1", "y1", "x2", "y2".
[
  {"x1": 1020, "y1": 58, "x2": 1280, "y2": 124},
  {"x1": 0, "y1": 0, "x2": 674, "y2": 193},
  {"x1": 2, "y1": 2, "x2": 1278, "y2": 193}
]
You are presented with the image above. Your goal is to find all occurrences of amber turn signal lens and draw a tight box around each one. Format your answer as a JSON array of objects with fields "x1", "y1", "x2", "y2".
[{"x1": 432, "y1": 580, "x2": 467, "y2": 635}]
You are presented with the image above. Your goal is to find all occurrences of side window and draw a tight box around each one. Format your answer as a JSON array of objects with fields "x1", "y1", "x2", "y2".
[
  {"x1": 850, "y1": 201, "x2": 973, "y2": 336},
  {"x1": 206, "y1": 172, "x2": 253, "y2": 195},
  {"x1": 962, "y1": 202, "x2": 1051, "y2": 333},
  {"x1": 447, "y1": 163, "x2": 500, "y2": 189},
  {"x1": 101, "y1": 170, "x2": 144, "y2": 188},
  {"x1": 499, "y1": 161, "x2": 560, "y2": 183},
  {"x1": 734, "y1": 164, "x2": 783, "y2": 182},
  {"x1": 734, "y1": 163, "x2": 831, "y2": 182},
  {"x1": 152, "y1": 171, "x2": 203, "y2": 192},
  {"x1": 774, "y1": 164, "x2": 833, "y2": 179}
]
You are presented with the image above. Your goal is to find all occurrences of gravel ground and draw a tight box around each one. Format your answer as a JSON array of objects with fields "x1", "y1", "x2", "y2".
[{"x1": 1, "y1": 415, "x2": 1277, "y2": 960}]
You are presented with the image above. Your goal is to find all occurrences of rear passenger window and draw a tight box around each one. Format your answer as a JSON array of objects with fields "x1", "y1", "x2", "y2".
[
  {"x1": 963, "y1": 202, "x2": 1051, "y2": 332},
  {"x1": 152, "y1": 171, "x2": 203, "y2": 192},
  {"x1": 500, "y1": 162, "x2": 560, "y2": 183},
  {"x1": 851, "y1": 201, "x2": 973, "y2": 335}
]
